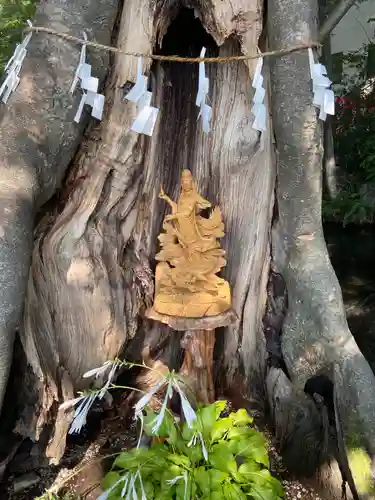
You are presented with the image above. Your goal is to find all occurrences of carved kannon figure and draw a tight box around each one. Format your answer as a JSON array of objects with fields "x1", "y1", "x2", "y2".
[{"x1": 153, "y1": 169, "x2": 231, "y2": 317}]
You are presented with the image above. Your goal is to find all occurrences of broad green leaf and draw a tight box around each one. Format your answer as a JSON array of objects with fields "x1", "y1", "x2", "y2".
[
  {"x1": 227, "y1": 426, "x2": 255, "y2": 440},
  {"x1": 246, "y1": 483, "x2": 281, "y2": 500},
  {"x1": 240, "y1": 466, "x2": 283, "y2": 497},
  {"x1": 209, "y1": 469, "x2": 230, "y2": 489},
  {"x1": 161, "y1": 466, "x2": 182, "y2": 493},
  {"x1": 210, "y1": 417, "x2": 232, "y2": 441},
  {"x1": 167, "y1": 453, "x2": 191, "y2": 468},
  {"x1": 102, "y1": 471, "x2": 121, "y2": 491},
  {"x1": 142, "y1": 480, "x2": 155, "y2": 498},
  {"x1": 155, "y1": 485, "x2": 175, "y2": 500},
  {"x1": 181, "y1": 421, "x2": 195, "y2": 442},
  {"x1": 209, "y1": 443, "x2": 237, "y2": 475},
  {"x1": 234, "y1": 433, "x2": 269, "y2": 467},
  {"x1": 209, "y1": 491, "x2": 226, "y2": 500},
  {"x1": 245, "y1": 439, "x2": 269, "y2": 468},
  {"x1": 223, "y1": 482, "x2": 247, "y2": 500},
  {"x1": 162, "y1": 464, "x2": 182, "y2": 482},
  {"x1": 238, "y1": 460, "x2": 262, "y2": 479},
  {"x1": 214, "y1": 400, "x2": 227, "y2": 418},
  {"x1": 176, "y1": 476, "x2": 197, "y2": 499},
  {"x1": 229, "y1": 408, "x2": 253, "y2": 426},
  {"x1": 143, "y1": 409, "x2": 158, "y2": 436},
  {"x1": 194, "y1": 466, "x2": 211, "y2": 495},
  {"x1": 134, "y1": 479, "x2": 155, "y2": 499},
  {"x1": 197, "y1": 403, "x2": 218, "y2": 437},
  {"x1": 114, "y1": 448, "x2": 148, "y2": 469},
  {"x1": 184, "y1": 441, "x2": 204, "y2": 464}
]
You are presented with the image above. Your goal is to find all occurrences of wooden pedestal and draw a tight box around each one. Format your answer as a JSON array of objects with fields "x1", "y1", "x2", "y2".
[{"x1": 145, "y1": 308, "x2": 237, "y2": 404}]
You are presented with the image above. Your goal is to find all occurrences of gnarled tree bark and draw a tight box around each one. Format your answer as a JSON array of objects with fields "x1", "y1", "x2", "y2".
[
  {"x1": 19, "y1": 0, "x2": 273, "y2": 464},
  {"x1": 0, "y1": 0, "x2": 118, "y2": 421},
  {"x1": 268, "y1": 0, "x2": 375, "y2": 497}
]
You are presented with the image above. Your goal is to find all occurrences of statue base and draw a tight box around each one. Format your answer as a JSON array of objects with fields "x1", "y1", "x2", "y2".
[
  {"x1": 145, "y1": 307, "x2": 237, "y2": 331},
  {"x1": 152, "y1": 281, "x2": 232, "y2": 318},
  {"x1": 145, "y1": 308, "x2": 237, "y2": 404}
]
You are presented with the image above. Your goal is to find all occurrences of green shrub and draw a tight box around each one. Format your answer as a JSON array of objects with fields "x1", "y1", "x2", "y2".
[
  {"x1": 102, "y1": 401, "x2": 284, "y2": 499},
  {"x1": 0, "y1": 0, "x2": 36, "y2": 71}
]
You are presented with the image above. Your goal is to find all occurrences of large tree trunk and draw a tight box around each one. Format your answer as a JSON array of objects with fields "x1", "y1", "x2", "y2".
[
  {"x1": 18, "y1": 0, "x2": 273, "y2": 464},
  {"x1": 1, "y1": 0, "x2": 375, "y2": 497},
  {"x1": 268, "y1": 0, "x2": 375, "y2": 497},
  {"x1": 0, "y1": 0, "x2": 118, "y2": 421}
]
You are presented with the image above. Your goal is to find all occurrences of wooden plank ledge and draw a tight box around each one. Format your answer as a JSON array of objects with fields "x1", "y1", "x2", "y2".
[{"x1": 145, "y1": 308, "x2": 238, "y2": 331}]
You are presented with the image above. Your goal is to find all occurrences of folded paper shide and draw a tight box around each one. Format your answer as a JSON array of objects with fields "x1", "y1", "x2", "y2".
[
  {"x1": 308, "y1": 48, "x2": 335, "y2": 121},
  {"x1": 251, "y1": 54, "x2": 267, "y2": 132},
  {"x1": 71, "y1": 32, "x2": 105, "y2": 122},
  {"x1": 124, "y1": 57, "x2": 159, "y2": 136},
  {"x1": 0, "y1": 22, "x2": 334, "y2": 134},
  {"x1": 195, "y1": 47, "x2": 212, "y2": 134},
  {"x1": 0, "y1": 19, "x2": 33, "y2": 103}
]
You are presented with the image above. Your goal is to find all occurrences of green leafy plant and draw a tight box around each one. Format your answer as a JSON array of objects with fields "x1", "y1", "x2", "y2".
[
  {"x1": 102, "y1": 401, "x2": 284, "y2": 499},
  {"x1": 0, "y1": 0, "x2": 36, "y2": 71},
  {"x1": 322, "y1": 180, "x2": 375, "y2": 225}
]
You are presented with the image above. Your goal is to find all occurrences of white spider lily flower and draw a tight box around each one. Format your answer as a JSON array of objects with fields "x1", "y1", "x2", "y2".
[
  {"x1": 173, "y1": 381, "x2": 197, "y2": 428},
  {"x1": 187, "y1": 431, "x2": 208, "y2": 461},
  {"x1": 133, "y1": 378, "x2": 166, "y2": 420},
  {"x1": 167, "y1": 471, "x2": 188, "y2": 500},
  {"x1": 83, "y1": 359, "x2": 119, "y2": 400},
  {"x1": 152, "y1": 380, "x2": 173, "y2": 434},
  {"x1": 59, "y1": 395, "x2": 86, "y2": 411},
  {"x1": 83, "y1": 360, "x2": 114, "y2": 379},
  {"x1": 166, "y1": 475, "x2": 185, "y2": 486},
  {"x1": 125, "y1": 473, "x2": 139, "y2": 500},
  {"x1": 199, "y1": 431, "x2": 208, "y2": 461},
  {"x1": 136, "y1": 470, "x2": 147, "y2": 500},
  {"x1": 98, "y1": 360, "x2": 119, "y2": 399},
  {"x1": 69, "y1": 392, "x2": 97, "y2": 434},
  {"x1": 166, "y1": 472, "x2": 188, "y2": 500},
  {"x1": 187, "y1": 434, "x2": 197, "y2": 447},
  {"x1": 121, "y1": 473, "x2": 130, "y2": 497}
]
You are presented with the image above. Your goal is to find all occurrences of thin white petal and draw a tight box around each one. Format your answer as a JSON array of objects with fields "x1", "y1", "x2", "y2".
[
  {"x1": 166, "y1": 475, "x2": 184, "y2": 486},
  {"x1": 59, "y1": 396, "x2": 85, "y2": 411},
  {"x1": 152, "y1": 382, "x2": 172, "y2": 434},
  {"x1": 136, "y1": 471, "x2": 147, "y2": 500},
  {"x1": 121, "y1": 474, "x2": 130, "y2": 497},
  {"x1": 199, "y1": 432, "x2": 208, "y2": 461},
  {"x1": 98, "y1": 361, "x2": 119, "y2": 399},
  {"x1": 83, "y1": 362, "x2": 110, "y2": 379},
  {"x1": 174, "y1": 382, "x2": 196, "y2": 428},
  {"x1": 69, "y1": 393, "x2": 97, "y2": 434},
  {"x1": 134, "y1": 378, "x2": 166, "y2": 415}
]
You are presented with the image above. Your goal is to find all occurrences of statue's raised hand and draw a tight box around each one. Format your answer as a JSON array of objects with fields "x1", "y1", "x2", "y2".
[{"x1": 159, "y1": 186, "x2": 167, "y2": 200}]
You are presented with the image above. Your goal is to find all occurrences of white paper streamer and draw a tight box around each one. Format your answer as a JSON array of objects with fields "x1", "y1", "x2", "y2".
[
  {"x1": 125, "y1": 57, "x2": 159, "y2": 136},
  {"x1": 251, "y1": 55, "x2": 267, "y2": 132},
  {"x1": 195, "y1": 47, "x2": 212, "y2": 134},
  {"x1": 70, "y1": 32, "x2": 88, "y2": 94},
  {"x1": 308, "y1": 48, "x2": 335, "y2": 121},
  {"x1": 71, "y1": 32, "x2": 105, "y2": 123},
  {"x1": 0, "y1": 20, "x2": 32, "y2": 104}
]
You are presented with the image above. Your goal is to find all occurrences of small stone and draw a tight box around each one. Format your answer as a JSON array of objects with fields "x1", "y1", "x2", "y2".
[{"x1": 13, "y1": 472, "x2": 40, "y2": 493}]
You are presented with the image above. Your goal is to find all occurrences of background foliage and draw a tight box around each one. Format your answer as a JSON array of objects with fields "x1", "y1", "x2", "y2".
[
  {"x1": 0, "y1": 0, "x2": 36, "y2": 71},
  {"x1": 323, "y1": 33, "x2": 375, "y2": 225}
]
